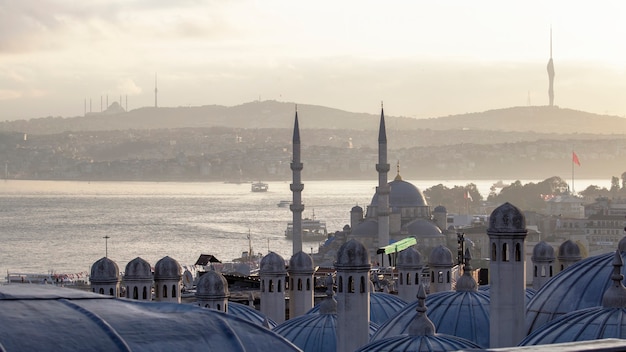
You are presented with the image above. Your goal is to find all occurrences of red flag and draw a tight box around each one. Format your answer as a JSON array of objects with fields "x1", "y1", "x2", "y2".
[{"x1": 572, "y1": 152, "x2": 581, "y2": 166}]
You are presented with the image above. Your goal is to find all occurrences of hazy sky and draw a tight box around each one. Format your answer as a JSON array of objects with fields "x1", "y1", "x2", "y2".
[{"x1": 1, "y1": 0, "x2": 626, "y2": 121}]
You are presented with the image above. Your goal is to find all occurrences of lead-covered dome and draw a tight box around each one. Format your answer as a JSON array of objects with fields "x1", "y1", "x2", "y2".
[
  {"x1": 558, "y1": 240, "x2": 581, "y2": 261},
  {"x1": 335, "y1": 239, "x2": 369, "y2": 268},
  {"x1": 228, "y1": 302, "x2": 277, "y2": 328},
  {"x1": 370, "y1": 178, "x2": 428, "y2": 208},
  {"x1": 288, "y1": 251, "x2": 314, "y2": 274},
  {"x1": 351, "y1": 219, "x2": 378, "y2": 237},
  {"x1": 488, "y1": 202, "x2": 526, "y2": 233},
  {"x1": 124, "y1": 257, "x2": 152, "y2": 279},
  {"x1": 406, "y1": 219, "x2": 444, "y2": 239},
  {"x1": 428, "y1": 245, "x2": 453, "y2": 267},
  {"x1": 154, "y1": 256, "x2": 181, "y2": 280},
  {"x1": 196, "y1": 271, "x2": 229, "y2": 299},
  {"x1": 306, "y1": 292, "x2": 407, "y2": 326},
  {"x1": 532, "y1": 241, "x2": 555, "y2": 262},
  {"x1": 396, "y1": 247, "x2": 423, "y2": 269},
  {"x1": 90, "y1": 257, "x2": 120, "y2": 283},
  {"x1": 260, "y1": 252, "x2": 286, "y2": 275},
  {"x1": 433, "y1": 205, "x2": 447, "y2": 213}
]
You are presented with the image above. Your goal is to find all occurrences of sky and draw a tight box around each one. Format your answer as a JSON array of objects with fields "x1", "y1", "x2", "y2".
[{"x1": 1, "y1": 0, "x2": 626, "y2": 121}]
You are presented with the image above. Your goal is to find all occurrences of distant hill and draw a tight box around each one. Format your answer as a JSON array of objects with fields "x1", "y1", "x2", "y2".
[{"x1": 1, "y1": 100, "x2": 625, "y2": 135}]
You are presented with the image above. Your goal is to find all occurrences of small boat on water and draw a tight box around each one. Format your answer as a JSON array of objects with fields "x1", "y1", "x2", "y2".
[
  {"x1": 251, "y1": 182, "x2": 268, "y2": 192},
  {"x1": 277, "y1": 200, "x2": 291, "y2": 208},
  {"x1": 285, "y1": 211, "x2": 328, "y2": 241}
]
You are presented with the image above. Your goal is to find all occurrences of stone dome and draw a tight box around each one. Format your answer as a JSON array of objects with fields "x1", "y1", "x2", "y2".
[
  {"x1": 488, "y1": 202, "x2": 526, "y2": 234},
  {"x1": 526, "y1": 248, "x2": 626, "y2": 334},
  {"x1": 428, "y1": 245, "x2": 453, "y2": 267},
  {"x1": 259, "y1": 252, "x2": 286, "y2": 275},
  {"x1": 288, "y1": 251, "x2": 314, "y2": 274},
  {"x1": 371, "y1": 290, "x2": 491, "y2": 348},
  {"x1": 370, "y1": 178, "x2": 428, "y2": 208},
  {"x1": 335, "y1": 239, "x2": 369, "y2": 268},
  {"x1": 396, "y1": 247, "x2": 423, "y2": 269},
  {"x1": 405, "y1": 219, "x2": 444, "y2": 239},
  {"x1": 124, "y1": 257, "x2": 152, "y2": 279},
  {"x1": 351, "y1": 219, "x2": 378, "y2": 237},
  {"x1": 478, "y1": 285, "x2": 536, "y2": 306},
  {"x1": 90, "y1": 257, "x2": 120, "y2": 283},
  {"x1": 154, "y1": 256, "x2": 182, "y2": 280},
  {"x1": 196, "y1": 271, "x2": 229, "y2": 299},
  {"x1": 0, "y1": 285, "x2": 301, "y2": 352},
  {"x1": 357, "y1": 333, "x2": 481, "y2": 352},
  {"x1": 227, "y1": 302, "x2": 277, "y2": 328},
  {"x1": 558, "y1": 240, "x2": 582, "y2": 261},
  {"x1": 351, "y1": 205, "x2": 364, "y2": 213},
  {"x1": 433, "y1": 205, "x2": 447, "y2": 213},
  {"x1": 306, "y1": 292, "x2": 407, "y2": 326},
  {"x1": 532, "y1": 241, "x2": 555, "y2": 262}
]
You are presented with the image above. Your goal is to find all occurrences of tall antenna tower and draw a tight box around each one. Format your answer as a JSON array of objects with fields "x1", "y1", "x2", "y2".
[{"x1": 154, "y1": 73, "x2": 158, "y2": 108}]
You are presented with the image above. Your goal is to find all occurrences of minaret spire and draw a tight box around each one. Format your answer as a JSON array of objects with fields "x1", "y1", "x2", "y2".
[
  {"x1": 154, "y1": 73, "x2": 158, "y2": 108},
  {"x1": 376, "y1": 103, "x2": 390, "y2": 266},
  {"x1": 290, "y1": 106, "x2": 304, "y2": 255},
  {"x1": 547, "y1": 26, "x2": 555, "y2": 107}
]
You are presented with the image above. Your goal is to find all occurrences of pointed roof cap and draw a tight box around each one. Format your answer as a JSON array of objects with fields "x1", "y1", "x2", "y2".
[
  {"x1": 378, "y1": 102, "x2": 386, "y2": 143},
  {"x1": 456, "y1": 248, "x2": 478, "y2": 292},
  {"x1": 292, "y1": 108, "x2": 300, "y2": 143},
  {"x1": 602, "y1": 250, "x2": 626, "y2": 308},
  {"x1": 319, "y1": 274, "x2": 337, "y2": 314},
  {"x1": 408, "y1": 284, "x2": 435, "y2": 336}
]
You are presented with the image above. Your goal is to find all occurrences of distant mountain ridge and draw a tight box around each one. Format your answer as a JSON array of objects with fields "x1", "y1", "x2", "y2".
[{"x1": 1, "y1": 100, "x2": 625, "y2": 135}]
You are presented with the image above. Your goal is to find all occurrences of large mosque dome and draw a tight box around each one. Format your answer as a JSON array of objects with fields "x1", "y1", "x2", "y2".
[
  {"x1": 0, "y1": 285, "x2": 300, "y2": 351},
  {"x1": 405, "y1": 219, "x2": 444, "y2": 239},
  {"x1": 370, "y1": 178, "x2": 428, "y2": 208},
  {"x1": 228, "y1": 302, "x2": 277, "y2": 328},
  {"x1": 306, "y1": 292, "x2": 407, "y2": 326}
]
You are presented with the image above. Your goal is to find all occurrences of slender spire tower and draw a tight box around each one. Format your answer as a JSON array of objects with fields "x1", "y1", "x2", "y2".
[
  {"x1": 154, "y1": 73, "x2": 158, "y2": 108},
  {"x1": 290, "y1": 106, "x2": 304, "y2": 255},
  {"x1": 547, "y1": 26, "x2": 555, "y2": 107},
  {"x1": 376, "y1": 102, "x2": 391, "y2": 266}
]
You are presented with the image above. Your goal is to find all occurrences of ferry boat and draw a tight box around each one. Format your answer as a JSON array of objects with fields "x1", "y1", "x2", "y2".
[
  {"x1": 251, "y1": 182, "x2": 268, "y2": 192},
  {"x1": 277, "y1": 200, "x2": 291, "y2": 208},
  {"x1": 285, "y1": 211, "x2": 328, "y2": 241}
]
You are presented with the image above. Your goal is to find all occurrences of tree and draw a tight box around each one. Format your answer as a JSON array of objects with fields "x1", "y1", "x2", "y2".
[{"x1": 611, "y1": 176, "x2": 620, "y2": 193}]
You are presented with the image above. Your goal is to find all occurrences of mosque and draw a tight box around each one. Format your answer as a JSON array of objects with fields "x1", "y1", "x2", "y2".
[{"x1": 4, "y1": 110, "x2": 626, "y2": 351}]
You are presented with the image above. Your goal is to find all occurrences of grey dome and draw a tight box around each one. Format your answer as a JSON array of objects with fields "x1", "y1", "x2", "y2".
[
  {"x1": 532, "y1": 241, "x2": 555, "y2": 262},
  {"x1": 479, "y1": 285, "x2": 536, "y2": 306},
  {"x1": 371, "y1": 290, "x2": 491, "y2": 348},
  {"x1": 154, "y1": 256, "x2": 182, "y2": 280},
  {"x1": 0, "y1": 285, "x2": 301, "y2": 352},
  {"x1": 90, "y1": 257, "x2": 120, "y2": 283},
  {"x1": 288, "y1": 251, "x2": 314, "y2": 274},
  {"x1": 371, "y1": 178, "x2": 428, "y2": 208},
  {"x1": 428, "y1": 245, "x2": 453, "y2": 267},
  {"x1": 306, "y1": 292, "x2": 407, "y2": 326},
  {"x1": 351, "y1": 205, "x2": 364, "y2": 213},
  {"x1": 433, "y1": 205, "x2": 447, "y2": 213},
  {"x1": 406, "y1": 219, "x2": 444, "y2": 239},
  {"x1": 259, "y1": 252, "x2": 286, "y2": 275},
  {"x1": 488, "y1": 202, "x2": 526, "y2": 234},
  {"x1": 351, "y1": 219, "x2": 378, "y2": 237},
  {"x1": 335, "y1": 239, "x2": 369, "y2": 268},
  {"x1": 227, "y1": 302, "x2": 277, "y2": 328},
  {"x1": 196, "y1": 271, "x2": 229, "y2": 299},
  {"x1": 124, "y1": 257, "x2": 152, "y2": 279},
  {"x1": 357, "y1": 333, "x2": 481, "y2": 352},
  {"x1": 558, "y1": 240, "x2": 582, "y2": 261},
  {"x1": 526, "y1": 249, "x2": 626, "y2": 333},
  {"x1": 396, "y1": 247, "x2": 423, "y2": 269},
  {"x1": 273, "y1": 313, "x2": 378, "y2": 352}
]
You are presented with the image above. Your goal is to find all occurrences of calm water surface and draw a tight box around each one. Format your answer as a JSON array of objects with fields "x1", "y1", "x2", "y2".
[{"x1": 0, "y1": 179, "x2": 608, "y2": 276}]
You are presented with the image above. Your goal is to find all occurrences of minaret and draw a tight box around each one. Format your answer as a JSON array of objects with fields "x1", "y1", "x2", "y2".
[
  {"x1": 290, "y1": 107, "x2": 304, "y2": 255},
  {"x1": 488, "y1": 202, "x2": 528, "y2": 348},
  {"x1": 376, "y1": 103, "x2": 391, "y2": 266},
  {"x1": 154, "y1": 73, "x2": 158, "y2": 108},
  {"x1": 547, "y1": 26, "x2": 555, "y2": 107}
]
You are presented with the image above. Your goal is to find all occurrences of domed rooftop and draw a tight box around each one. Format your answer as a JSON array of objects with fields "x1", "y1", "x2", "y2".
[
  {"x1": 307, "y1": 292, "x2": 407, "y2": 326},
  {"x1": 396, "y1": 246, "x2": 423, "y2": 269},
  {"x1": 124, "y1": 257, "x2": 152, "y2": 280},
  {"x1": 90, "y1": 257, "x2": 120, "y2": 283},
  {"x1": 428, "y1": 245, "x2": 453, "y2": 267},
  {"x1": 526, "y1": 244, "x2": 626, "y2": 334},
  {"x1": 228, "y1": 302, "x2": 277, "y2": 329},
  {"x1": 478, "y1": 285, "x2": 536, "y2": 306},
  {"x1": 0, "y1": 285, "x2": 301, "y2": 351},
  {"x1": 433, "y1": 205, "x2": 447, "y2": 213},
  {"x1": 558, "y1": 240, "x2": 582, "y2": 261},
  {"x1": 196, "y1": 271, "x2": 229, "y2": 299},
  {"x1": 335, "y1": 239, "x2": 369, "y2": 268},
  {"x1": 405, "y1": 219, "x2": 444, "y2": 239},
  {"x1": 372, "y1": 290, "x2": 491, "y2": 348},
  {"x1": 488, "y1": 202, "x2": 526, "y2": 234},
  {"x1": 288, "y1": 251, "x2": 314, "y2": 274},
  {"x1": 351, "y1": 219, "x2": 378, "y2": 237},
  {"x1": 361, "y1": 284, "x2": 482, "y2": 351},
  {"x1": 532, "y1": 241, "x2": 555, "y2": 262},
  {"x1": 154, "y1": 256, "x2": 182, "y2": 280},
  {"x1": 351, "y1": 205, "x2": 364, "y2": 213},
  {"x1": 370, "y1": 178, "x2": 428, "y2": 208},
  {"x1": 521, "y1": 251, "x2": 626, "y2": 346},
  {"x1": 259, "y1": 252, "x2": 286, "y2": 275}
]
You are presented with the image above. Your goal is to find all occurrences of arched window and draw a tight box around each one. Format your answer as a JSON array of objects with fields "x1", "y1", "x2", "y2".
[
  {"x1": 290, "y1": 278, "x2": 294, "y2": 291},
  {"x1": 205, "y1": 304, "x2": 210, "y2": 308},
  {"x1": 278, "y1": 279, "x2": 282, "y2": 292},
  {"x1": 549, "y1": 266, "x2": 553, "y2": 277},
  {"x1": 503, "y1": 243, "x2": 509, "y2": 262},
  {"x1": 406, "y1": 273, "x2": 411, "y2": 285},
  {"x1": 360, "y1": 276, "x2": 366, "y2": 293},
  {"x1": 109, "y1": 288, "x2": 114, "y2": 296},
  {"x1": 399, "y1": 274, "x2": 403, "y2": 285},
  {"x1": 515, "y1": 243, "x2": 522, "y2": 261},
  {"x1": 338, "y1": 276, "x2": 343, "y2": 293},
  {"x1": 261, "y1": 280, "x2": 265, "y2": 292},
  {"x1": 348, "y1": 276, "x2": 355, "y2": 293},
  {"x1": 541, "y1": 265, "x2": 546, "y2": 277},
  {"x1": 492, "y1": 243, "x2": 497, "y2": 261},
  {"x1": 534, "y1": 266, "x2": 538, "y2": 277},
  {"x1": 298, "y1": 278, "x2": 302, "y2": 291},
  {"x1": 306, "y1": 278, "x2": 311, "y2": 290},
  {"x1": 561, "y1": 264, "x2": 564, "y2": 271},
  {"x1": 217, "y1": 304, "x2": 221, "y2": 311},
  {"x1": 163, "y1": 285, "x2": 168, "y2": 298},
  {"x1": 269, "y1": 279, "x2": 274, "y2": 292},
  {"x1": 447, "y1": 271, "x2": 450, "y2": 283},
  {"x1": 126, "y1": 286, "x2": 130, "y2": 298},
  {"x1": 99, "y1": 288, "x2": 104, "y2": 294},
  {"x1": 415, "y1": 273, "x2": 420, "y2": 285},
  {"x1": 143, "y1": 286, "x2": 148, "y2": 300},
  {"x1": 172, "y1": 285, "x2": 177, "y2": 298},
  {"x1": 133, "y1": 286, "x2": 138, "y2": 299}
]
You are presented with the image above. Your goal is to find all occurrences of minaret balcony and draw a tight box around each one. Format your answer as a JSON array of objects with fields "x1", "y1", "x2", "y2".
[{"x1": 290, "y1": 184, "x2": 304, "y2": 192}]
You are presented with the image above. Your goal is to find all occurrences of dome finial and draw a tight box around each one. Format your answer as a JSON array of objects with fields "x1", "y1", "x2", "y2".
[
  {"x1": 394, "y1": 160, "x2": 402, "y2": 181},
  {"x1": 319, "y1": 273, "x2": 337, "y2": 314},
  {"x1": 602, "y1": 250, "x2": 626, "y2": 308},
  {"x1": 456, "y1": 248, "x2": 478, "y2": 291},
  {"x1": 408, "y1": 283, "x2": 436, "y2": 336}
]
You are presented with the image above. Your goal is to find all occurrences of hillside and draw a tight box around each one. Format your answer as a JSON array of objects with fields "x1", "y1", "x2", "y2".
[{"x1": 1, "y1": 100, "x2": 625, "y2": 135}]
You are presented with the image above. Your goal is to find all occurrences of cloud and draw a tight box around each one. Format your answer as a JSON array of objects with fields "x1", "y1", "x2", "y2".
[
  {"x1": 0, "y1": 89, "x2": 22, "y2": 100},
  {"x1": 116, "y1": 78, "x2": 142, "y2": 95}
]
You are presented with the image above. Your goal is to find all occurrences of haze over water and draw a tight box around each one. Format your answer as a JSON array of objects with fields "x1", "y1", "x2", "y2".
[{"x1": 0, "y1": 179, "x2": 608, "y2": 276}]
